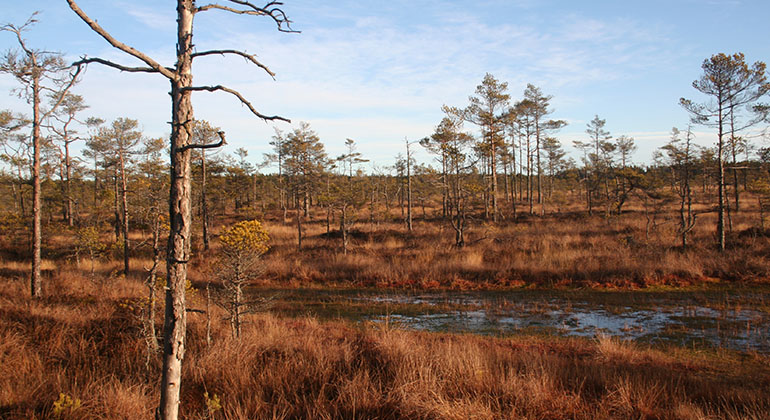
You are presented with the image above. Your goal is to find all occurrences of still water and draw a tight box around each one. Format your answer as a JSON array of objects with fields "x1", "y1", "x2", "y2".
[{"x1": 264, "y1": 288, "x2": 770, "y2": 353}]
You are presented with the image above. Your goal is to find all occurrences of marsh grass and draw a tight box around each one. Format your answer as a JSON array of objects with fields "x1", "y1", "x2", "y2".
[
  {"x1": 1, "y1": 269, "x2": 770, "y2": 419},
  {"x1": 253, "y1": 194, "x2": 770, "y2": 289},
  {"x1": 2, "y1": 190, "x2": 770, "y2": 418}
]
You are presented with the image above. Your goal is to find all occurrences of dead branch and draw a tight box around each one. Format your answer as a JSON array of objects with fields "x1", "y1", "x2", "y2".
[
  {"x1": 179, "y1": 130, "x2": 227, "y2": 152},
  {"x1": 196, "y1": 1, "x2": 299, "y2": 33},
  {"x1": 65, "y1": 0, "x2": 176, "y2": 80},
  {"x1": 182, "y1": 85, "x2": 290, "y2": 122},
  {"x1": 72, "y1": 56, "x2": 164, "y2": 74},
  {"x1": 41, "y1": 65, "x2": 83, "y2": 122},
  {"x1": 191, "y1": 49, "x2": 275, "y2": 78}
]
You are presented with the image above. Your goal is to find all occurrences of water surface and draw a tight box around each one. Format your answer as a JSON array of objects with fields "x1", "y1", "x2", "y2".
[{"x1": 262, "y1": 288, "x2": 770, "y2": 353}]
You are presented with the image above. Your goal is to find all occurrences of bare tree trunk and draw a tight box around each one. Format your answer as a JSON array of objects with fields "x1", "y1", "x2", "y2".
[
  {"x1": 729, "y1": 110, "x2": 740, "y2": 213},
  {"x1": 205, "y1": 282, "x2": 212, "y2": 349},
  {"x1": 119, "y1": 150, "x2": 130, "y2": 276},
  {"x1": 717, "y1": 104, "x2": 726, "y2": 251},
  {"x1": 65, "y1": 2, "x2": 293, "y2": 417},
  {"x1": 536, "y1": 121, "x2": 542, "y2": 207},
  {"x1": 113, "y1": 169, "x2": 121, "y2": 242},
  {"x1": 201, "y1": 149, "x2": 209, "y2": 251},
  {"x1": 64, "y1": 142, "x2": 74, "y2": 226},
  {"x1": 296, "y1": 202, "x2": 302, "y2": 250},
  {"x1": 144, "y1": 211, "x2": 161, "y2": 370},
  {"x1": 340, "y1": 205, "x2": 348, "y2": 255},
  {"x1": 233, "y1": 283, "x2": 242, "y2": 338},
  {"x1": 482, "y1": 155, "x2": 489, "y2": 220},
  {"x1": 527, "y1": 134, "x2": 533, "y2": 215},
  {"x1": 31, "y1": 74, "x2": 42, "y2": 298},
  {"x1": 503, "y1": 159, "x2": 510, "y2": 203},
  {"x1": 406, "y1": 139, "x2": 413, "y2": 232},
  {"x1": 491, "y1": 138, "x2": 498, "y2": 223},
  {"x1": 441, "y1": 153, "x2": 447, "y2": 218},
  {"x1": 252, "y1": 173, "x2": 258, "y2": 210},
  {"x1": 159, "y1": 4, "x2": 194, "y2": 418}
]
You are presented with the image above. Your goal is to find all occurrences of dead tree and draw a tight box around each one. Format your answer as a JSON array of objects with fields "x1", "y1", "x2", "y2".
[
  {"x1": 0, "y1": 15, "x2": 81, "y2": 298},
  {"x1": 48, "y1": 93, "x2": 88, "y2": 227},
  {"x1": 65, "y1": 1, "x2": 295, "y2": 419}
]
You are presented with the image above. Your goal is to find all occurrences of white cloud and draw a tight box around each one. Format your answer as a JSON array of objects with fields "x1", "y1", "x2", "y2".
[{"x1": 116, "y1": 2, "x2": 176, "y2": 31}]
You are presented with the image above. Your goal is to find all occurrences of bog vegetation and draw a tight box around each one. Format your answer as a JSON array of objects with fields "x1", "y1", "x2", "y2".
[{"x1": 1, "y1": 4, "x2": 770, "y2": 420}]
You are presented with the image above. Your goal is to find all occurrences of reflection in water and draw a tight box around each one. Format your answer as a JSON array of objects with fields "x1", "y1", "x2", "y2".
[{"x1": 355, "y1": 291, "x2": 770, "y2": 353}]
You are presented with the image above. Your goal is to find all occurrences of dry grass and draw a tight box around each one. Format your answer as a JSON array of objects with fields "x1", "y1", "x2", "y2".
[
  {"x1": 1, "y1": 269, "x2": 770, "y2": 419},
  {"x1": 250, "y1": 193, "x2": 770, "y2": 289},
  {"x1": 2, "y1": 190, "x2": 770, "y2": 418}
]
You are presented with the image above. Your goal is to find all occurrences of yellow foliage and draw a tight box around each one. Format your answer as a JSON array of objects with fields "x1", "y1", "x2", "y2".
[
  {"x1": 219, "y1": 220, "x2": 270, "y2": 256},
  {"x1": 52, "y1": 392, "x2": 81, "y2": 417},
  {"x1": 748, "y1": 178, "x2": 770, "y2": 196},
  {"x1": 75, "y1": 226, "x2": 106, "y2": 254},
  {"x1": 204, "y1": 391, "x2": 222, "y2": 416},
  {"x1": 154, "y1": 276, "x2": 197, "y2": 298}
]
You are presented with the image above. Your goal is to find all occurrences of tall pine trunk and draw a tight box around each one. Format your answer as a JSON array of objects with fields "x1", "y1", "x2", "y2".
[
  {"x1": 159, "y1": 3, "x2": 194, "y2": 418},
  {"x1": 30, "y1": 72, "x2": 42, "y2": 297}
]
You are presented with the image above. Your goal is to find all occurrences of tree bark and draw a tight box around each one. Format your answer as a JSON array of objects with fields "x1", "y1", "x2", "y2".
[
  {"x1": 201, "y1": 149, "x2": 209, "y2": 251},
  {"x1": 490, "y1": 136, "x2": 498, "y2": 223},
  {"x1": 159, "y1": 3, "x2": 194, "y2": 418},
  {"x1": 64, "y1": 141, "x2": 74, "y2": 226},
  {"x1": 406, "y1": 140, "x2": 413, "y2": 232},
  {"x1": 113, "y1": 169, "x2": 121, "y2": 242},
  {"x1": 717, "y1": 100, "x2": 726, "y2": 251},
  {"x1": 31, "y1": 72, "x2": 42, "y2": 298},
  {"x1": 119, "y1": 149, "x2": 130, "y2": 276}
]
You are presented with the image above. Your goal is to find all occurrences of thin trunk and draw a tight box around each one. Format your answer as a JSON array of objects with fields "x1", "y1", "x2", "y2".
[
  {"x1": 491, "y1": 137, "x2": 498, "y2": 222},
  {"x1": 119, "y1": 150, "x2": 130, "y2": 276},
  {"x1": 145, "y1": 211, "x2": 161, "y2": 369},
  {"x1": 406, "y1": 140, "x2": 413, "y2": 232},
  {"x1": 503, "y1": 159, "x2": 510, "y2": 203},
  {"x1": 30, "y1": 73, "x2": 42, "y2": 298},
  {"x1": 717, "y1": 99, "x2": 726, "y2": 251},
  {"x1": 296, "y1": 199, "x2": 302, "y2": 250},
  {"x1": 278, "y1": 157, "x2": 286, "y2": 216},
  {"x1": 536, "y1": 120, "x2": 542, "y2": 206},
  {"x1": 325, "y1": 176, "x2": 331, "y2": 233},
  {"x1": 92, "y1": 158, "x2": 99, "y2": 220},
  {"x1": 340, "y1": 206, "x2": 348, "y2": 255},
  {"x1": 252, "y1": 173, "x2": 258, "y2": 210},
  {"x1": 234, "y1": 284, "x2": 242, "y2": 338},
  {"x1": 205, "y1": 282, "x2": 211, "y2": 349},
  {"x1": 527, "y1": 133, "x2": 533, "y2": 215},
  {"x1": 65, "y1": 142, "x2": 74, "y2": 226},
  {"x1": 481, "y1": 156, "x2": 491, "y2": 220},
  {"x1": 113, "y1": 169, "x2": 121, "y2": 242},
  {"x1": 441, "y1": 152, "x2": 447, "y2": 218},
  {"x1": 59, "y1": 153, "x2": 67, "y2": 221},
  {"x1": 11, "y1": 183, "x2": 19, "y2": 213},
  {"x1": 201, "y1": 149, "x2": 209, "y2": 251},
  {"x1": 730, "y1": 110, "x2": 740, "y2": 212}
]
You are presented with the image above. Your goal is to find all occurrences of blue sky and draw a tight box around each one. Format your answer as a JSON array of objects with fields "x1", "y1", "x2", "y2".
[{"x1": 1, "y1": 0, "x2": 769, "y2": 170}]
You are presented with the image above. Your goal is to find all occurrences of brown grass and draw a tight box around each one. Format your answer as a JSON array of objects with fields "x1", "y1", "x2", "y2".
[
  {"x1": 250, "y1": 193, "x2": 770, "y2": 289},
  {"x1": 1, "y1": 268, "x2": 770, "y2": 419}
]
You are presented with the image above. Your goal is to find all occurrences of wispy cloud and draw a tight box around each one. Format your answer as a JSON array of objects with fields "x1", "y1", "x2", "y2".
[{"x1": 116, "y1": 2, "x2": 175, "y2": 31}]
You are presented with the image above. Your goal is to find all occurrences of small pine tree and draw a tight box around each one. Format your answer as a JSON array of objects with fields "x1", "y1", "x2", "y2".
[{"x1": 215, "y1": 220, "x2": 270, "y2": 338}]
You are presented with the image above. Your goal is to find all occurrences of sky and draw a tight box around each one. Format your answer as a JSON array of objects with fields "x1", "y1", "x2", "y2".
[{"x1": 1, "y1": 0, "x2": 769, "y2": 172}]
